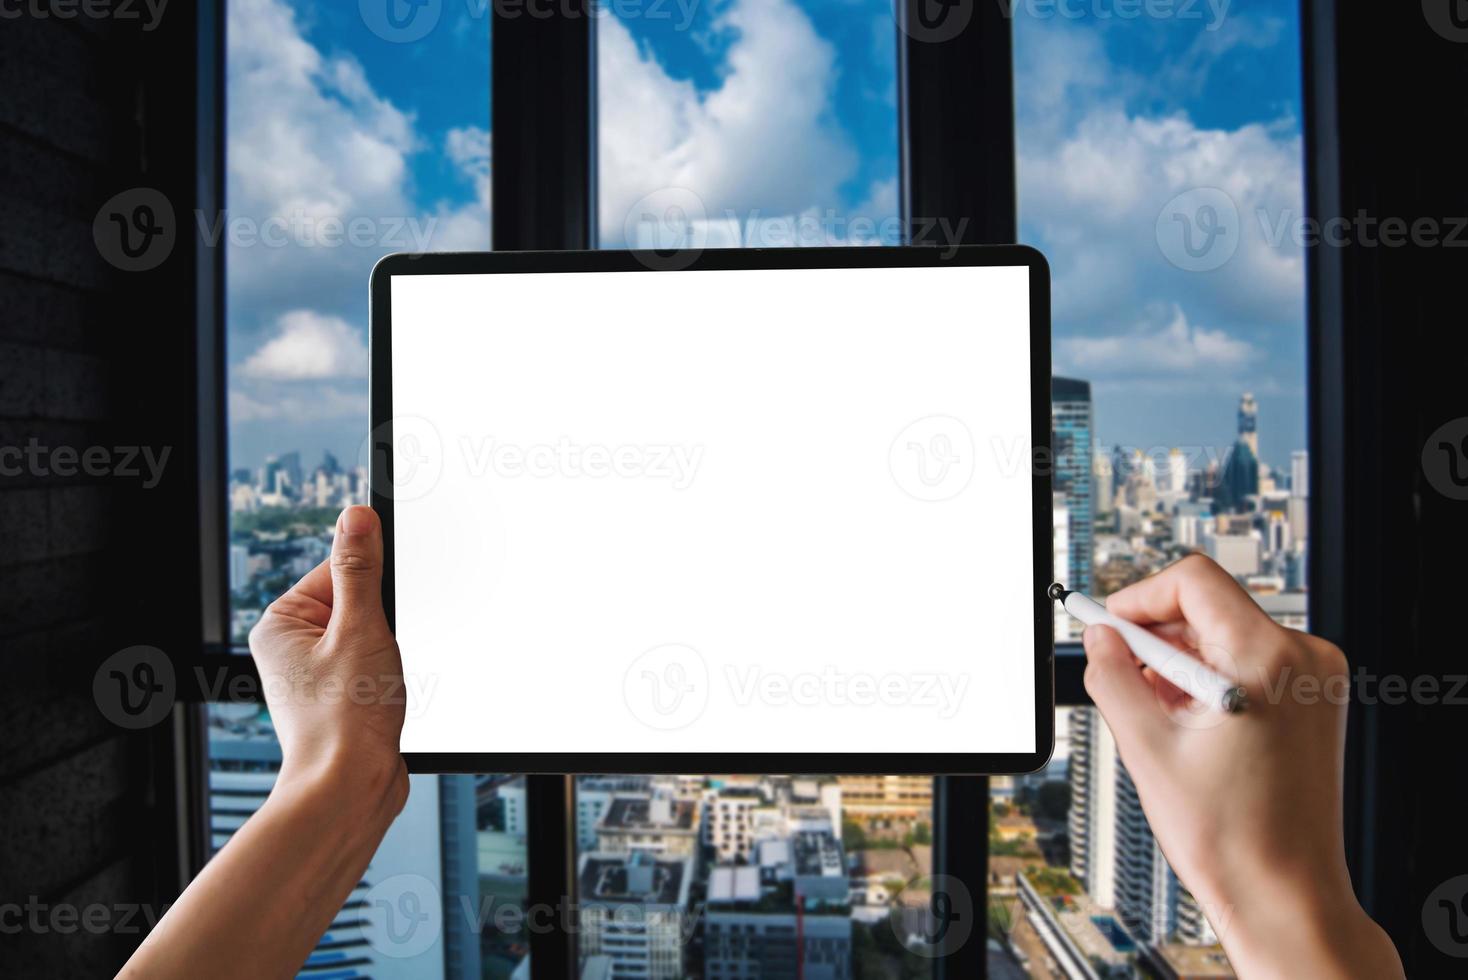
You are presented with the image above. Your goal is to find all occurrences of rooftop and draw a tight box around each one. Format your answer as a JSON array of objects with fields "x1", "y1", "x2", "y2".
[
  {"x1": 579, "y1": 853, "x2": 688, "y2": 907},
  {"x1": 601, "y1": 795, "x2": 696, "y2": 832},
  {"x1": 1152, "y1": 943, "x2": 1236, "y2": 978},
  {"x1": 793, "y1": 831, "x2": 845, "y2": 878}
]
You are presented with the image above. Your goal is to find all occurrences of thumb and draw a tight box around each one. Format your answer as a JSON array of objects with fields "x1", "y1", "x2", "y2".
[
  {"x1": 328, "y1": 506, "x2": 387, "y2": 632},
  {"x1": 1082, "y1": 625, "x2": 1168, "y2": 749}
]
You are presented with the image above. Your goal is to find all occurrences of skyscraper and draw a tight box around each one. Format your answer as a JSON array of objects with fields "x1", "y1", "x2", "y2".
[
  {"x1": 1053, "y1": 494, "x2": 1072, "y2": 641},
  {"x1": 1052, "y1": 377, "x2": 1095, "y2": 594},
  {"x1": 1215, "y1": 439, "x2": 1260, "y2": 514},
  {"x1": 1068, "y1": 706, "x2": 1117, "y2": 908},
  {"x1": 1115, "y1": 767, "x2": 1177, "y2": 944},
  {"x1": 206, "y1": 706, "x2": 480, "y2": 979},
  {"x1": 1237, "y1": 392, "x2": 1258, "y2": 457},
  {"x1": 1291, "y1": 449, "x2": 1309, "y2": 498},
  {"x1": 1167, "y1": 448, "x2": 1188, "y2": 495}
]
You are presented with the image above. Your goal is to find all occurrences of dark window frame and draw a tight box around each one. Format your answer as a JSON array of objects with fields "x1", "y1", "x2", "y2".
[{"x1": 177, "y1": 0, "x2": 1412, "y2": 976}]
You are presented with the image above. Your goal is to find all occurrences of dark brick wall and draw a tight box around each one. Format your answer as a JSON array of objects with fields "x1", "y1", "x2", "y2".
[{"x1": 0, "y1": 10, "x2": 199, "y2": 976}]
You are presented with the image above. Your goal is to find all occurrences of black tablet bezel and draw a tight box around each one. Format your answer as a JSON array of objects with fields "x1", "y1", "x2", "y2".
[{"x1": 369, "y1": 245, "x2": 1055, "y2": 775}]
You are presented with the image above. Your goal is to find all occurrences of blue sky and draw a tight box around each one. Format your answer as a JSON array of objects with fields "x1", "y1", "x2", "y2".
[{"x1": 226, "y1": 0, "x2": 1306, "y2": 476}]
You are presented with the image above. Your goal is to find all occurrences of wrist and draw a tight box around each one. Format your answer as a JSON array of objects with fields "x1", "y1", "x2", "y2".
[
  {"x1": 1220, "y1": 882, "x2": 1401, "y2": 979},
  {"x1": 276, "y1": 743, "x2": 408, "y2": 824}
]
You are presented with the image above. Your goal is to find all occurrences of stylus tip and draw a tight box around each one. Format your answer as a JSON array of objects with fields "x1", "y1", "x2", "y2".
[{"x1": 1047, "y1": 582, "x2": 1067, "y2": 602}]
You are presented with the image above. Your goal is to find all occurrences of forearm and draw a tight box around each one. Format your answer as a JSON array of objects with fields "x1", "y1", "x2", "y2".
[
  {"x1": 118, "y1": 755, "x2": 406, "y2": 980},
  {"x1": 1218, "y1": 884, "x2": 1404, "y2": 979}
]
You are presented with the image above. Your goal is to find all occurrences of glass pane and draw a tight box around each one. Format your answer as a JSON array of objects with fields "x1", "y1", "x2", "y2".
[
  {"x1": 207, "y1": 704, "x2": 527, "y2": 978},
  {"x1": 591, "y1": 4, "x2": 910, "y2": 978},
  {"x1": 225, "y1": 0, "x2": 492, "y2": 642},
  {"x1": 1014, "y1": 1, "x2": 1307, "y2": 975},
  {"x1": 597, "y1": 0, "x2": 899, "y2": 250},
  {"x1": 990, "y1": 708, "x2": 1236, "y2": 978},
  {"x1": 216, "y1": 2, "x2": 510, "y2": 977},
  {"x1": 574, "y1": 774, "x2": 936, "y2": 980},
  {"x1": 1025, "y1": 1, "x2": 1311, "y2": 647}
]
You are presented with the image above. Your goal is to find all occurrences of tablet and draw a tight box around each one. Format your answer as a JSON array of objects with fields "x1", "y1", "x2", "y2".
[{"x1": 369, "y1": 246, "x2": 1054, "y2": 774}]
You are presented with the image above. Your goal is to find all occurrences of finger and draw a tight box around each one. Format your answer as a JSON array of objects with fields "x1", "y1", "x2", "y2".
[
  {"x1": 327, "y1": 506, "x2": 387, "y2": 632},
  {"x1": 1139, "y1": 665, "x2": 1193, "y2": 712},
  {"x1": 1104, "y1": 554, "x2": 1268, "y2": 647},
  {"x1": 1083, "y1": 625, "x2": 1169, "y2": 749},
  {"x1": 262, "y1": 559, "x2": 334, "y2": 630}
]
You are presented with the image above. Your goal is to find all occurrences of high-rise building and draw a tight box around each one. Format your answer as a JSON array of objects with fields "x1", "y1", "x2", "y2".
[
  {"x1": 1053, "y1": 493, "x2": 1072, "y2": 640},
  {"x1": 1093, "y1": 451, "x2": 1115, "y2": 514},
  {"x1": 1167, "y1": 448, "x2": 1188, "y2": 494},
  {"x1": 705, "y1": 831, "x2": 852, "y2": 980},
  {"x1": 1215, "y1": 440, "x2": 1260, "y2": 513},
  {"x1": 1291, "y1": 449, "x2": 1309, "y2": 498},
  {"x1": 577, "y1": 776, "x2": 652, "y2": 852},
  {"x1": 1237, "y1": 392, "x2": 1259, "y2": 457},
  {"x1": 594, "y1": 793, "x2": 700, "y2": 858},
  {"x1": 577, "y1": 850, "x2": 693, "y2": 980},
  {"x1": 206, "y1": 706, "x2": 480, "y2": 979},
  {"x1": 1068, "y1": 706, "x2": 1117, "y2": 908},
  {"x1": 835, "y1": 774, "x2": 931, "y2": 821},
  {"x1": 1115, "y1": 767, "x2": 1177, "y2": 944},
  {"x1": 1053, "y1": 377, "x2": 1095, "y2": 594}
]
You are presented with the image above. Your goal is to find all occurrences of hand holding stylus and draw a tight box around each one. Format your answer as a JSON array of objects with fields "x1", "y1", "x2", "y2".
[{"x1": 1080, "y1": 554, "x2": 1402, "y2": 979}]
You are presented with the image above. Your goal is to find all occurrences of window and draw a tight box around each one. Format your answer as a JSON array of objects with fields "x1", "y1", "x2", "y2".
[
  {"x1": 205, "y1": 2, "x2": 1310, "y2": 978},
  {"x1": 581, "y1": 4, "x2": 924, "y2": 978},
  {"x1": 212, "y1": 2, "x2": 510, "y2": 976},
  {"x1": 225, "y1": 0, "x2": 491, "y2": 641},
  {"x1": 598, "y1": 0, "x2": 899, "y2": 250},
  {"x1": 994, "y1": 4, "x2": 1308, "y2": 976}
]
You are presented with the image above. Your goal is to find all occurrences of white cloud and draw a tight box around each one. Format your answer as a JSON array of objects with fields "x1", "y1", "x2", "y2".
[
  {"x1": 1057, "y1": 304, "x2": 1257, "y2": 377},
  {"x1": 230, "y1": 384, "x2": 367, "y2": 423},
  {"x1": 430, "y1": 125, "x2": 493, "y2": 250},
  {"x1": 226, "y1": 0, "x2": 492, "y2": 437},
  {"x1": 1015, "y1": 18, "x2": 1305, "y2": 349},
  {"x1": 241, "y1": 310, "x2": 369, "y2": 381},
  {"x1": 226, "y1": 0, "x2": 494, "y2": 322},
  {"x1": 227, "y1": 0, "x2": 416, "y2": 212},
  {"x1": 597, "y1": 0, "x2": 863, "y2": 246}
]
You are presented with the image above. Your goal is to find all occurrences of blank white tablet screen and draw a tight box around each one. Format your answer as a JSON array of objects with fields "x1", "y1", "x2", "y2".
[{"x1": 389, "y1": 265, "x2": 1036, "y2": 756}]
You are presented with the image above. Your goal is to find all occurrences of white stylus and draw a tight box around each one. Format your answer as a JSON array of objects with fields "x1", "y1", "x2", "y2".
[{"x1": 1049, "y1": 583, "x2": 1248, "y2": 714}]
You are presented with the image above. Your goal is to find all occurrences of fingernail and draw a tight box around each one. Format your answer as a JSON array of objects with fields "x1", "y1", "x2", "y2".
[{"x1": 340, "y1": 507, "x2": 374, "y2": 536}]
